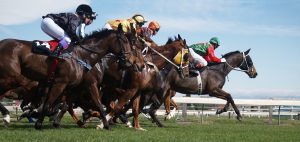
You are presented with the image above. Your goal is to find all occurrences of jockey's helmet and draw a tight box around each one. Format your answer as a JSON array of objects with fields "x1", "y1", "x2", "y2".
[
  {"x1": 148, "y1": 21, "x2": 160, "y2": 32},
  {"x1": 76, "y1": 4, "x2": 97, "y2": 20},
  {"x1": 132, "y1": 14, "x2": 147, "y2": 26},
  {"x1": 209, "y1": 37, "x2": 220, "y2": 46}
]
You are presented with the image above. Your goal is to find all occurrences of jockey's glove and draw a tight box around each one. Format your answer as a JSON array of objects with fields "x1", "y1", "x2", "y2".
[{"x1": 221, "y1": 58, "x2": 226, "y2": 62}]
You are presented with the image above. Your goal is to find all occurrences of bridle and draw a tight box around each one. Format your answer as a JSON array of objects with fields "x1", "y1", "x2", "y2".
[{"x1": 225, "y1": 52, "x2": 252, "y2": 73}]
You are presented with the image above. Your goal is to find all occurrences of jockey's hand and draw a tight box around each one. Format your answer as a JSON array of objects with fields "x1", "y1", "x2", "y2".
[{"x1": 221, "y1": 58, "x2": 226, "y2": 62}]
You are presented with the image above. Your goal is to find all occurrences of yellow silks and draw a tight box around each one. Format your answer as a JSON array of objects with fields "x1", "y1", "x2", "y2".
[{"x1": 173, "y1": 49, "x2": 189, "y2": 65}]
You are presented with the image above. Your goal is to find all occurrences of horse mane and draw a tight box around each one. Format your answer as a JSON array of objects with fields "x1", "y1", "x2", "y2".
[
  {"x1": 83, "y1": 29, "x2": 115, "y2": 42},
  {"x1": 222, "y1": 50, "x2": 241, "y2": 58},
  {"x1": 166, "y1": 37, "x2": 175, "y2": 44}
]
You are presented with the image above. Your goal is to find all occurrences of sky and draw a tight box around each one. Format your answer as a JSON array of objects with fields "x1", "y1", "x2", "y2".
[{"x1": 1, "y1": 0, "x2": 300, "y2": 99}]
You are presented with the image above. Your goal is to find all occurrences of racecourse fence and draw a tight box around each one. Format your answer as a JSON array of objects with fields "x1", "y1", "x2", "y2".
[{"x1": 172, "y1": 96, "x2": 300, "y2": 125}]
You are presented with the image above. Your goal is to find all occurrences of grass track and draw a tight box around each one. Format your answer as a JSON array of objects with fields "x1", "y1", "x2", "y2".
[{"x1": 1, "y1": 115, "x2": 300, "y2": 142}]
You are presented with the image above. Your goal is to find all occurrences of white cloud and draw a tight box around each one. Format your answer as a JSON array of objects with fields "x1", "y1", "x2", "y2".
[
  {"x1": 156, "y1": 17, "x2": 300, "y2": 37},
  {"x1": 230, "y1": 88, "x2": 300, "y2": 99},
  {"x1": 0, "y1": 0, "x2": 91, "y2": 25}
]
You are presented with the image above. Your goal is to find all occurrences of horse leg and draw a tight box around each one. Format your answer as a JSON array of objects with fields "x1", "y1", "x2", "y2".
[
  {"x1": 216, "y1": 101, "x2": 230, "y2": 115},
  {"x1": 0, "y1": 103, "x2": 10, "y2": 127},
  {"x1": 148, "y1": 102, "x2": 164, "y2": 127},
  {"x1": 217, "y1": 89, "x2": 242, "y2": 120},
  {"x1": 68, "y1": 106, "x2": 85, "y2": 128},
  {"x1": 52, "y1": 102, "x2": 68, "y2": 128},
  {"x1": 87, "y1": 83, "x2": 109, "y2": 130},
  {"x1": 164, "y1": 90, "x2": 172, "y2": 120},
  {"x1": 132, "y1": 95, "x2": 145, "y2": 131},
  {"x1": 210, "y1": 88, "x2": 242, "y2": 120},
  {"x1": 35, "y1": 83, "x2": 67, "y2": 130},
  {"x1": 99, "y1": 88, "x2": 138, "y2": 129},
  {"x1": 170, "y1": 98, "x2": 179, "y2": 117}
]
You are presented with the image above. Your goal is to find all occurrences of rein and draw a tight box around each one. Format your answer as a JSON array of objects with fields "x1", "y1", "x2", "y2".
[
  {"x1": 78, "y1": 43, "x2": 103, "y2": 54},
  {"x1": 139, "y1": 37, "x2": 188, "y2": 70}
]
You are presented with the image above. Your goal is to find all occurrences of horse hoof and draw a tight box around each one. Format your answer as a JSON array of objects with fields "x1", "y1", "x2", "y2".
[
  {"x1": 96, "y1": 123, "x2": 104, "y2": 130},
  {"x1": 125, "y1": 122, "x2": 133, "y2": 128},
  {"x1": 236, "y1": 116, "x2": 242, "y2": 121},
  {"x1": 135, "y1": 127, "x2": 147, "y2": 131},
  {"x1": 53, "y1": 122, "x2": 60, "y2": 128},
  {"x1": 216, "y1": 109, "x2": 222, "y2": 114},
  {"x1": 76, "y1": 121, "x2": 85, "y2": 128},
  {"x1": 3, "y1": 114, "x2": 10, "y2": 127},
  {"x1": 35, "y1": 121, "x2": 43, "y2": 130}
]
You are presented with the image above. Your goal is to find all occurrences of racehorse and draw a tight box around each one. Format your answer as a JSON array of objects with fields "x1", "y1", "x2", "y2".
[
  {"x1": 163, "y1": 49, "x2": 258, "y2": 120},
  {"x1": 44, "y1": 35, "x2": 189, "y2": 130},
  {"x1": 0, "y1": 28, "x2": 139, "y2": 129},
  {"x1": 96, "y1": 35, "x2": 190, "y2": 130}
]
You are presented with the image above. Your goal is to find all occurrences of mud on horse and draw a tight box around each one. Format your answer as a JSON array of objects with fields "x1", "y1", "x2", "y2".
[{"x1": 0, "y1": 28, "x2": 138, "y2": 129}]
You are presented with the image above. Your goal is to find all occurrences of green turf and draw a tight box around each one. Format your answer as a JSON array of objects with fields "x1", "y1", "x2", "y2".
[{"x1": 1, "y1": 115, "x2": 300, "y2": 142}]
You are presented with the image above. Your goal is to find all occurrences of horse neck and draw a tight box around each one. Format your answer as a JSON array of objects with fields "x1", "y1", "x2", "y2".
[
  {"x1": 150, "y1": 44, "x2": 178, "y2": 69},
  {"x1": 75, "y1": 38, "x2": 110, "y2": 66},
  {"x1": 223, "y1": 53, "x2": 244, "y2": 75}
]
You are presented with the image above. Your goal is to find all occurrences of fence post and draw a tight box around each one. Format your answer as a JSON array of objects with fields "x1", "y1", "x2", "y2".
[
  {"x1": 278, "y1": 106, "x2": 281, "y2": 125},
  {"x1": 268, "y1": 106, "x2": 273, "y2": 124},
  {"x1": 200, "y1": 104, "x2": 204, "y2": 124},
  {"x1": 290, "y1": 106, "x2": 294, "y2": 120},
  {"x1": 182, "y1": 103, "x2": 187, "y2": 120}
]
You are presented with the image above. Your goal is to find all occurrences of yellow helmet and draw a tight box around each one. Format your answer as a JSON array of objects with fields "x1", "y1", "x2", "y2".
[
  {"x1": 132, "y1": 14, "x2": 147, "y2": 26},
  {"x1": 148, "y1": 21, "x2": 160, "y2": 32}
]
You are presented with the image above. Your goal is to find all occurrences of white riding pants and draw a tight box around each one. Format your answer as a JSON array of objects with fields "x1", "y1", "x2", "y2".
[
  {"x1": 189, "y1": 48, "x2": 208, "y2": 66},
  {"x1": 41, "y1": 17, "x2": 71, "y2": 44}
]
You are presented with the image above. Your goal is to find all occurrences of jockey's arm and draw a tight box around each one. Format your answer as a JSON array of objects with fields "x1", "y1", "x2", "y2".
[{"x1": 207, "y1": 46, "x2": 221, "y2": 63}]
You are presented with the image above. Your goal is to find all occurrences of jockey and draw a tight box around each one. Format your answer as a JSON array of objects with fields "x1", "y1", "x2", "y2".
[
  {"x1": 139, "y1": 21, "x2": 160, "y2": 47},
  {"x1": 102, "y1": 14, "x2": 147, "y2": 34},
  {"x1": 189, "y1": 37, "x2": 226, "y2": 68},
  {"x1": 40, "y1": 4, "x2": 97, "y2": 57}
]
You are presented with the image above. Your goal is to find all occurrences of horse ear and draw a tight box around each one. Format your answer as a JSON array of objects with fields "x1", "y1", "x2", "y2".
[
  {"x1": 245, "y1": 48, "x2": 251, "y2": 55},
  {"x1": 183, "y1": 39, "x2": 186, "y2": 45},
  {"x1": 178, "y1": 34, "x2": 182, "y2": 40},
  {"x1": 117, "y1": 23, "x2": 123, "y2": 33}
]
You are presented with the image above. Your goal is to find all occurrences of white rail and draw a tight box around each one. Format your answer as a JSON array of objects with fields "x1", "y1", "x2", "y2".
[{"x1": 173, "y1": 97, "x2": 300, "y2": 106}]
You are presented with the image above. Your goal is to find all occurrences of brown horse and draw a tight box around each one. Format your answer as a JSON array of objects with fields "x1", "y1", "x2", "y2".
[
  {"x1": 96, "y1": 35, "x2": 190, "y2": 130},
  {"x1": 162, "y1": 49, "x2": 258, "y2": 121},
  {"x1": 46, "y1": 35, "x2": 189, "y2": 130},
  {"x1": 0, "y1": 29, "x2": 139, "y2": 129}
]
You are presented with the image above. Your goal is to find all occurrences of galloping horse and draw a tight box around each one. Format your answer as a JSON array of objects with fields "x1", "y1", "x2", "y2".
[
  {"x1": 0, "y1": 29, "x2": 138, "y2": 129},
  {"x1": 97, "y1": 35, "x2": 190, "y2": 130},
  {"x1": 164, "y1": 49, "x2": 258, "y2": 120}
]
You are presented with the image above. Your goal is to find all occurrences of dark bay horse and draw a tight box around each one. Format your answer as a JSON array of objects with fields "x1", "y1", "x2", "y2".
[
  {"x1": 164, "y1": 49, "x2": 258, "y2": 120},
  {"x1": 45, "y1": 35, "x2": 189, "y2": 130},
  {"x1": 0, "y1": 29, "x2": 138, "y2": 129},
  {"x1": 96, "y1": 35, "x2": 190, "y2": 130}
]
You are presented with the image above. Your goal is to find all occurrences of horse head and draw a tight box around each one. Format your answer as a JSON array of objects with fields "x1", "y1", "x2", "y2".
[
  {"x1": 80, "y1": 29, "x2": 137, "y2": 68},
  {"x1": 165, "y1": 34, "x2": 190, "y2": 78},
  {"x1": 222, "y1": 49, "x2": 258, "y2": 78},
  {"x1": 124, "y1": 33, "x2": 145, "y2": 71},
  {"x1": 240, "y1": 49, "x2": 257, "y2": 78}
]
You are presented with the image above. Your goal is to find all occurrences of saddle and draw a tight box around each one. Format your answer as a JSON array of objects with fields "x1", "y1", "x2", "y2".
[{"x1": 32, "y1": 40, "x2": 59, "y2": 55}]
